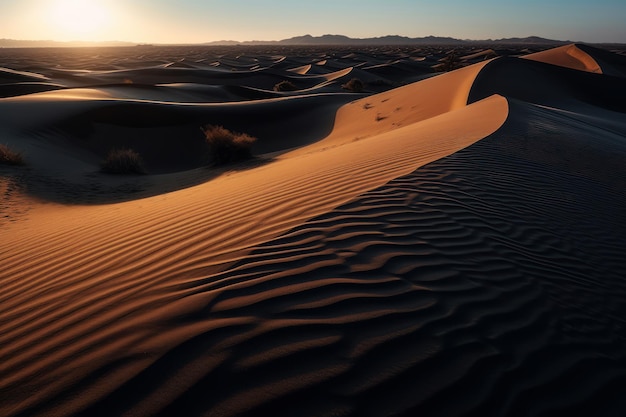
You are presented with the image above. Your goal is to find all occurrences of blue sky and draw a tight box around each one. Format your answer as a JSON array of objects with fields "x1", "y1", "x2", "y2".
[{"x1": 1, "y1": 0, "x2": 625, "y2": 43}]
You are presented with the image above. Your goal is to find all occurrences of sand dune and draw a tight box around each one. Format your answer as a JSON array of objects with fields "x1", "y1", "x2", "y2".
[
  {"x1": 523, "y1": 44, "x2": 603, "y2": 73},
  {"x1": 297, "y1": 61, "x2": 493, "y2": 153},
  {"x1": 470, "y1": 55, "x2": 626, "y2": 114},
  {"x1": 1, "y1": 43, "x2": 626, "y2": 417}
]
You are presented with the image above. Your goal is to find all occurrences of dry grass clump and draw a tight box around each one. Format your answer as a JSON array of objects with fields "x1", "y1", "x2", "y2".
[
  {"x1": 101, "y1": 148, "x2": 145, "y2": 174},
  {"x1": 273, "y1": 80, "x2": 297, "y2": 92},
  {"x1": 0, "y1": 144, "x2": 24, "y2": 166},
  {"x1": 342, "y1": 78, "x2": 364, "y2": 92},
  {"x1": 201, "y1": 125, "x2": 257, "y2": 166}
]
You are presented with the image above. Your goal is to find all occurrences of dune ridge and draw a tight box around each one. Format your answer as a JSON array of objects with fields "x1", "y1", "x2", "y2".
[
  {"x1": 292, "y1": 61, "x2": 492, "y2": 154},
  {"x1": 139, "y1": 98, "x2": 625, "y2": 417},
  {"x1": 2, "y1": 43, "x2": 626, "y2": 416},
  {"x1": 523, "y1": 44, "x2": 603, "y2": 73}
]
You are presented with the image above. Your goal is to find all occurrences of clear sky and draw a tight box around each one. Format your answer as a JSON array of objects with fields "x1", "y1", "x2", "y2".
[{"x1": 1, "y1": 0, "x2": 625, "y2": 44}]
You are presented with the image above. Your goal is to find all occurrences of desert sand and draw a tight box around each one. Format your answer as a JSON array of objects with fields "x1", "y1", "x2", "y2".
[{"x1": 1, "y1": 43, "x2": 626, "y2": 417}]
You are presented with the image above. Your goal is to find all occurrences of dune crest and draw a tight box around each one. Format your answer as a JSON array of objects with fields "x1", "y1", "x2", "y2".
[
  {"x1": 294, "y1": 61, "x2": 493, "y2": 153},
  {"x1": 523, "y1": 43, "x2": 602, "y2": 73}
]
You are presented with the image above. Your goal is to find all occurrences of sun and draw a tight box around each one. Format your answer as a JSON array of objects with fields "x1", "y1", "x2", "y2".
[{"x1": 47, "y1": 0, "x2": 113, "y2": 39}]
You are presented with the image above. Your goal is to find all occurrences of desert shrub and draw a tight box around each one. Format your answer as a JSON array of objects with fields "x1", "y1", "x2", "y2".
[
  {"x1": 342, "y1": 78, "x2": 364, "y2": 93},
  {"x1": 101, "y1": 148, "x2": 145, "y2": 174},
  {"x1": 201, "y1": 125, "x2": 257, "y2": 166},
  {"x1": 439, "y1": 52, "x2": 461, "y2": 72},
  {"x1": 0, "y1": 144, "x2": 24, "y2": 166},
  {"x1": 273, "y1": 80, "x2": 297, "y2": 92}
]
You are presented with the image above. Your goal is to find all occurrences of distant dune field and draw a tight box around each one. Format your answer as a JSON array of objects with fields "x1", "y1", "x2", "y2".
[{"x1": 1, "y1": 43, "x2": 626, "y2": 417}]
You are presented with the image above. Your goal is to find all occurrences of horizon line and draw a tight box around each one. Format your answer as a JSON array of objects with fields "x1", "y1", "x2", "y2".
[{"x1": 2, "y1": 33, "x2": 625, "y2": 47}]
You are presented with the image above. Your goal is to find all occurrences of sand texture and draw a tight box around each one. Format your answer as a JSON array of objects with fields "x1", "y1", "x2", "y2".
[{"x1": 1, "y1": 43, "x2": 626, "y2": 416}]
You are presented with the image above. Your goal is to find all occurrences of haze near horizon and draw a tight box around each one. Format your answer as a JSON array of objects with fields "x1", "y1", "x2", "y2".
[{"x1": 1, "y1": 0, "x2": 625, "y2": 44}]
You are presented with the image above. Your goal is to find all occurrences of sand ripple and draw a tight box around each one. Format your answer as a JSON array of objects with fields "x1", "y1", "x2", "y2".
[
  {"x1": 2, "y1": 98, "x2": 621, "y2": 416},
  {"x1": 173, "y1": 112, "x2": 626, "y2": 416}
]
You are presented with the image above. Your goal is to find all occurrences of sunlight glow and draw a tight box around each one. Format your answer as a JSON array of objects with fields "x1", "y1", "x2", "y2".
[
  {"x1": 1, "y1": 0, "x2": 624, "y2": 44},
  {"x1": 46, "y1": 0, "x2": 113, "y2": 38}
]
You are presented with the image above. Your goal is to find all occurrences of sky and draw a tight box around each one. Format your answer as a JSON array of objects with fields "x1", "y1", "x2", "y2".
[{"x1": 1, "y1": 0, "x2": 625, "y2": 44}]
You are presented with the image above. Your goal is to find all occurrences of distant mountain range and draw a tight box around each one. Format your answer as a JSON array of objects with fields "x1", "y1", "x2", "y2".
[
  {"x1": 205, "y1": 34, "x2": 573, "y2": 46},
  {"x1": 0, "y1": 35, "x2": 577, "y2": 49}
]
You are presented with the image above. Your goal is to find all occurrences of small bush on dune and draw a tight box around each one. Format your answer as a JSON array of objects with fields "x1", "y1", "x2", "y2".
[
  {"x1": 101, "y1": 148, "x2": 145, "y2": 174},
  {"x1": 273, "y1": 80, "x2": 297, "y2": 92},
  {"x1": 342, "y1": 78, "x2": 364, "y2": 93},
  {"x1": 0, "y1": 144, "x2": 24, "y2": 166},
  {"x1": 438, "y1": 52, "x2": 462, "y2": 72},
  {"x1": 202, "y1": 125, "x2": 257, "y2": 166}
]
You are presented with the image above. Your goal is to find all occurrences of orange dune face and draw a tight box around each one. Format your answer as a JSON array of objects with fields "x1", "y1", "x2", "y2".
[
  {"x1": 295, "y1": 60, "x2": 494, "y2": 153},
  {"x1": 522, "y1": 43, "x2": 602, "y2": 73}
]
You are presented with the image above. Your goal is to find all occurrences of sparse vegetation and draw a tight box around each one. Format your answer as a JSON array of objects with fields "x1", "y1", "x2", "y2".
[
  {"x1": 201, "y1": 125, "x2": 257, "y2": 166},
  {"x1": 342, "y1": 78, "x2": 364, "y2": 92},
  {"x1": 438, "y1": 51, "x2": 462, "y2": 72},
  {"x1": 0, "y1": 144, "x2": 24, "y2": 166},
  {"x1": 101, "y1": 148, "x2": 145, "y2": 174},
  {"x1": 273, "y1": 80, "x2": 297, "y2": 92}
]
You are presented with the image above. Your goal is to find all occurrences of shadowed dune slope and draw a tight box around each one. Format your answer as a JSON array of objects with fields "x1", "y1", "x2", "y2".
[
  {"x1": 576, "y1": 43, "x2": 626, "y2": 77},
  {"x1": 0, "y1": 67, "x2": 49, "y2": 83},
  {"x1": 0, "y1": 82, "x2": 65, "y2": 98},
  {"x1": 469, "y1": 55, "x2": 626, "y2": 113},
  {"x1": 0, "y1": 92, "x2": 357, "y2": 175},
  {"x1": 130, "y1": 100, "x2": 625, "y2": 417}
]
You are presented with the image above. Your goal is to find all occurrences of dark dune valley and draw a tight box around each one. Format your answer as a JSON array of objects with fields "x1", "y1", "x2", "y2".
[{"x1": 2, "y1": 42, "x2": 626, "y2": 417}]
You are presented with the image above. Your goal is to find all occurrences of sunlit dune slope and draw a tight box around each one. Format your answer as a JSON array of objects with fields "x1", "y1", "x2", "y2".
[
  {"x1": 523, "y1": 44, "x2": 602, "y2": 73},
  {"x1": 292, "y1": 61, "x2": 492, "y2": 153}
]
